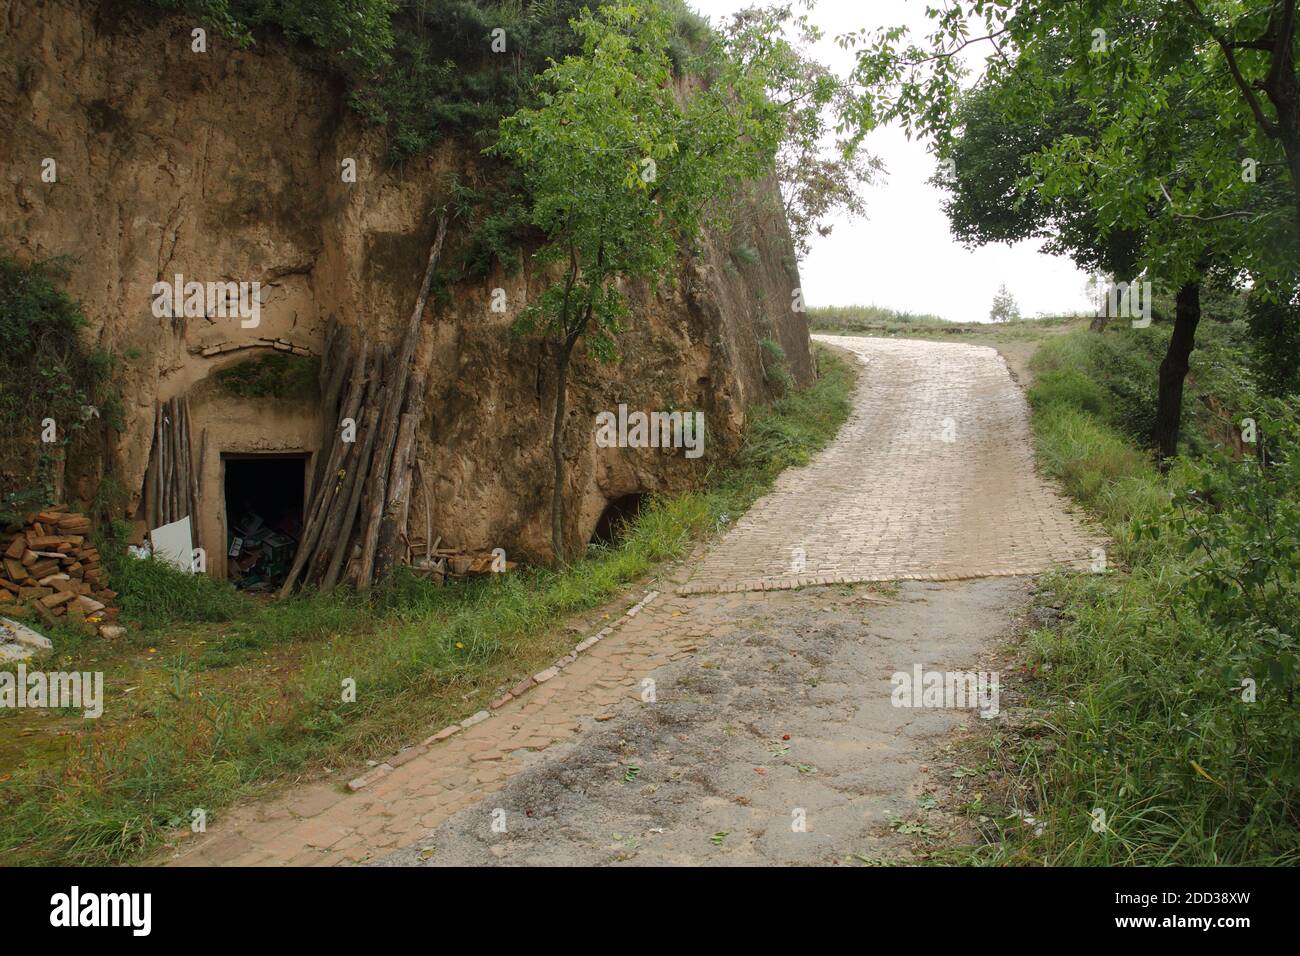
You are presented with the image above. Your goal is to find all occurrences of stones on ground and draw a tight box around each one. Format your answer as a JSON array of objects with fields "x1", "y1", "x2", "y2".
[
  {"x1": 509, "y1": 677, "x2": 536, "y2": 697},
  {"x1": 423, "y1": 725, "x2": 461, "y2": 746},
  {"x1": 387, "y1": 748, "x2": 423, "y2": 768},
  {"x1": 347, "y1": 764, "x2": 393, "y2": 793}
]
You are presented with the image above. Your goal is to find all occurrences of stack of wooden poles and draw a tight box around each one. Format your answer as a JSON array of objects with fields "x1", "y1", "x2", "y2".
[
  {"x1": 141, "y1": 396, "x2": 201, "y2": 552},
  {"x1": 280, "y1": 216, "x2": 446, "y2": 595}
]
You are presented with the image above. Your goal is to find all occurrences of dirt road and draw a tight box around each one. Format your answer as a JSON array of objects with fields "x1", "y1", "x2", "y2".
[{"x1": 170, "y1": 336, "x2": 1100, "y2": 866}]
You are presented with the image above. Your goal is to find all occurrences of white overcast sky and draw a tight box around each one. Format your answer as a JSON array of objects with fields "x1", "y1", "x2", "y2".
[{"x1": 689, "y1": 0, "x2": 1095, "y2": 320}]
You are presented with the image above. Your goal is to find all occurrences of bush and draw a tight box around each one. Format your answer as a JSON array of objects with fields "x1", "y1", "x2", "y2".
[
  {"x1": 1168, "y1": 404, "x2": 1299, "y2": 722},
  {"x1": 758, "y1": 337, "x2": 793, "y2": 396},
  {"x1": 213, "y1": 352, "x2": 319, "y2": 400},
  {"x1": 144, "y1": 0, "x2": 396, "y2": 74},
  {"x1": 0, "y1": 256, "x2": 121, "y2": 497},
  {"x1": 1247, "y1": 294, "x2": 1300, "y2": 398}
]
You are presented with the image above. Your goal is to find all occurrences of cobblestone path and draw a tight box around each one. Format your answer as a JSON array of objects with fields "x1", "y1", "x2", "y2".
[
  {"x1": 677, "y1": 335, "x2": 1101, "y2": 594},
  {"x1": 167, "y1": 336, "x2": 1100, "y2": 866}
]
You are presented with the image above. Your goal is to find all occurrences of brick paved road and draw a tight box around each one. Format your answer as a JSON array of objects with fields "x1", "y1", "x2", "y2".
[
  {"x1": 677, "y1": 335, "x2": 1101, "y2": 594},
  {"x1": 165, "y1": 335, "x2": 1101, "y2": 866}
]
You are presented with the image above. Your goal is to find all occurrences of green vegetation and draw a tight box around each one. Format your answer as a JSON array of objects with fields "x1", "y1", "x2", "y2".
[
  {"x1": 731, "y1": 242, "x2": 760, "y2": 266},
  {"x1": 143, "y1": 0, "x2": 708, "y2": 161},
  {"x1": 852, "y1": 0, "x2": 1298, "y2": 460},
  {"x1": 211, "y1": 352, "x2": 320, "y2": 401},
  {"x1": 969, "y1": 326, "x2": 1298, "y2": 865},
  {"x1": 105, "y1": 552, "x2": 251, "y2": 626},
  {"x1": 758, "y1": 337, "x2": 792, "y2": 396},
  {"x1": 491, "y1": 3, "x2": 789, "y2": 560},
  {"x1": 1027, "y1": 320, "x2": 1260, "y2": 459},
  {"x1": 0, "y1": 256, "x2": 121, "y2": 499},
  {"x1": 808, "y1": 304, "x2": 949, "y2": 330},
  {"x1": 0, "y1": 345, "x2": 855, "y2": 866},
  {"x1": 988, "y1": 283, "x2": 1020, "y2": 324},
  {"x1": 144, "y1": 0, "x2": 397, "y2": 75},
  {"x1": 808, "y1": 304, "x2": 1081, "y2": 341}
]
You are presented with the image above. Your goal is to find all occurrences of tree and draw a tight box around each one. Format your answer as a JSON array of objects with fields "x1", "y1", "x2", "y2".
[
  {"x1": 936, "y1": 43, "x2": 1145, "y2": 286},
  {"x1": 989, "y1": 283, "x2": 1020, "y2": 323},
  {"x1": 719, "y1": 4, "x2": 881, "y2": 257},
  {"x1": 491, "y1": 3, "x2": 781, "y2": 562},
  {"x1": 843, "y1": 0, "x2": 1299, "y2": 460}
]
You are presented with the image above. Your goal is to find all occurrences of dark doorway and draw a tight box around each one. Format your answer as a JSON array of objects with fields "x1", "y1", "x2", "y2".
[
  {"x1": 590, "y1": 492, "x2": 647, "y2": 546},
  {"x1": 223, "y1": 454, "x2": 307, "y2": 590}
]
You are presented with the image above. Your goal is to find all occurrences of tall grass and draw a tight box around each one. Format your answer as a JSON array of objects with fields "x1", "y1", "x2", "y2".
[
  {"x1": 0, "y1": 346, "x2": 857, "y2": 866},
  {"x1": 979, "y1": 327, "x2": 1299, "y2": 865},
  {"x1": 107, "y1": 555, "x2": 250, "y2": 626}
]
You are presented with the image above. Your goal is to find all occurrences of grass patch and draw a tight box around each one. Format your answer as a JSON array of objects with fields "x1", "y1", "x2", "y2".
[
  {"x1": 0, "y1": 344, "x2": 857, "y2": 866},
  {"x1": 1027, "y1": 317, "x2": 1260, "y2": 456},
  {"x1": 968, "y1": 326, "x2": 1299, "y2": 865},
  {"x1": 106, "y1": 555, "x2": 251, "y2": 627},
  {"x1": 809, "y1": 303, "x2": 1081, "y2": 341}
]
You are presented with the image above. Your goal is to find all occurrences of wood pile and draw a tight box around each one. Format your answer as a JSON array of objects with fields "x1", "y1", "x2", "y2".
[
  {"x1": 0, "y1": 505, "x2": 118, "y2": 630},
  {"x1": 442, "y1": 549, "x2": 517, "y2": 576},
  {"x1": 141, "y1": 396, "x2": 202, "y2": 549},
  {"x1": 280, "y1": 215, "x2": 448, "y2": 596},
  {"x1": 404, "y1": 536, "x2": 518, "y2": 581}
]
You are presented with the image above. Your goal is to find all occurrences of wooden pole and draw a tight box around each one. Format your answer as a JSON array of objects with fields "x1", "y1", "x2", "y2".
[
  {"x1": 279, "y1": 339, "x2": 369, "y2": 597},
  {"x1": 356, "y1": 215, "x2": 447, "y2": 590},
  {"x1": 312, "y1": 347, "x2": 385, "y2": 588}
]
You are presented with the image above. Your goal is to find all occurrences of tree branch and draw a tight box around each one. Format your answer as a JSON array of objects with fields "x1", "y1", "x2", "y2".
[
  {"x1": 1158, "y1": 181, "x2": 1257, "y2": 222},
  {"x1": 1181, "y1": 0, "x2": 1280, "y2": 137},
  {"x1": 911, "y1": 27, "x2": 1009, "y2": 65}
]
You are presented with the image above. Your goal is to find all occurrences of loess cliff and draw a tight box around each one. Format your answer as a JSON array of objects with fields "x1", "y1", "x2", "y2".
[{"x1": 0, "y1": 0, "x2": 814, "y2": 571}]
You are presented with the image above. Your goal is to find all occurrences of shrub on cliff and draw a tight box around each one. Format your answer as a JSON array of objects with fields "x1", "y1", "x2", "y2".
[
  {"x1": 0, "y1": 256, "x2": 120, "y2": 500},
  {"x1": 491, "y1": 4, "x2": 785, "y2": 562}
]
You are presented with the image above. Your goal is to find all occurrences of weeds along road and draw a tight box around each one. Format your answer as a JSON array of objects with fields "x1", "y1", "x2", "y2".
[{"x1": 171, "y1": 336, "x2": 1102, "y2": 866}]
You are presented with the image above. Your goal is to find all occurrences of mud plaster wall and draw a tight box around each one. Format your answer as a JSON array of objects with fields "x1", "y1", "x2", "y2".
[
  {"x1": 0, "y1": 0, "x2": 814, "y2": 567},
  {"x1": 184, "y1": 375, "x2": 321, "y2": 574}
]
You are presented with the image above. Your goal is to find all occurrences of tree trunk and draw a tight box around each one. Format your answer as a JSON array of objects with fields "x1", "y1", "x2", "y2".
[
  {"x1": 550, "y1": 341, "x2": 574, "y2": 564},
  {"x1": 1155, "y1": 280, "x2": 1202, "y2": 463},
  {"x1": 1261, "y1": 0, "x2": 1300, "y2": 228}
]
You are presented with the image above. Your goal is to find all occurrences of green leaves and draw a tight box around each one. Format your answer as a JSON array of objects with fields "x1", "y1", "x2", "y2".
[
  {"x1": 847, "y1": 0, "x2": 1298, "y2": 302},
  {"x1": 491, "y1": 3, "x2": 784, "y2": 350}
]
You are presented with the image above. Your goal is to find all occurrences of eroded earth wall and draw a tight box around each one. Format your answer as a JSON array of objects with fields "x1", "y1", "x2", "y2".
[{"x1": 0, "y1": 0, "x2": 813, "y2": 568}]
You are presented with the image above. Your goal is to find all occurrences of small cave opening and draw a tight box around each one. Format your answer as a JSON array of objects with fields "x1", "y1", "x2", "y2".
[
  {"x1": 590, "y1": 492, "x2": 647, "y2": 547},
  {"x1": 223, "y1": 453, "x2": 308, "y2": 591}
]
